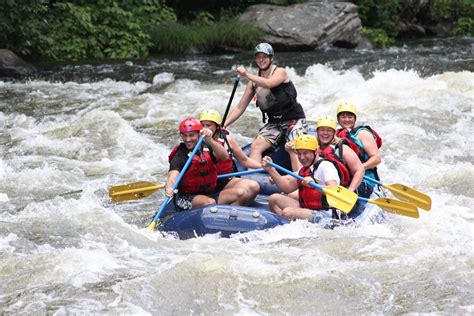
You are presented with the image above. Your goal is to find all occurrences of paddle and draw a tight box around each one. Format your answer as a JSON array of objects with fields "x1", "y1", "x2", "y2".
[
  {"x1": 109, "y1": 181, "x2": 164, "y2": 203},
  {"x1": 364, "y1": 176, "x2": 431, "y2": 211},
  {"x1": 146, "y1": 136, "x2": 204, "y2": 231},
  {"x1": 268, "y1": 162, "x2": 419, "y2": 218},
  {"x1": 221, "y1": 75, "x2": 240, "y2": 128},
  {"x1": 268, "y1": 162, "x2": 357, "y2": 214},
  {"x1": 108, "y1": 169, "x2": 266, "y2": 203}
]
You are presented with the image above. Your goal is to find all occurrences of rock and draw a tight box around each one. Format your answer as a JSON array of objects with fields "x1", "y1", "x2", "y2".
[
  {"x1": 0, "y1": 49, "x2": 36, "y2": 79},
  {"x1": 240, "y1": 1, "x2": 362, "y2": 50}
]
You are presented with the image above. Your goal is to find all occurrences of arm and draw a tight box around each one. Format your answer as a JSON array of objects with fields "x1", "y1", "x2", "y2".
[
  {"x1": 236, "y1": 66, "x2": 288, "y2": 89},
  {"x1": 165, "y1": 170, "x2": 180, "y2": 198},
  {"x1": 202, "y1": 128, "x2": 229, "y2": 161},
  {"x1": 342, "y1": 144, "x2": 364, "y2": 192},
  {"x1": 226, "y1": 133, "x2": 262, "y2": 169},
  {"x1": 262, "y1": 156, "x2": 298, "y2": 193},
  {"x1": 223, "y1": 81, "x2": 254, "y2": 128},
  {"x1": 358, "y1": 130, "x2": 382, "y2": 170}
]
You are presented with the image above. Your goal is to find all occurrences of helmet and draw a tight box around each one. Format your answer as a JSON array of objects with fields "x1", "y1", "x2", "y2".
[
  {"x1": 336, "y1": 102, "x2": 357, "y2": 117},
  {"x1": 255, "y1": 43, "x2": 274, "y2": 56},
  {"x1": 316, "y1": 115, "x2": 337, "y2": 131},
  {"x1": 199, "y1": 109, "x2": 222, "y2": 125},
  {"x1": 294, "y1": 134, "x2": 318, "y2": 151},
  {"x1": 179, "y1": 117, "x2": 202, "y2": 133}
]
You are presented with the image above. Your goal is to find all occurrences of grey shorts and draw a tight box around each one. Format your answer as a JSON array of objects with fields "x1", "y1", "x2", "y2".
[{"x1": 257, "y1": 118, "x2": 308, "y2": 147}]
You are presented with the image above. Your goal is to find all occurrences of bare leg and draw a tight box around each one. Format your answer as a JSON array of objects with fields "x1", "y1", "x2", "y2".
[
  {"x1": 217, "y1": 187, "x2": 248, "y2": 205},
  {"x1": 268, "y1": 193, "x2": 300, "y2": 217},
  {"x1": 287, "y1": 190, "x2": 298, "y2": 200},
  {"x1": 249, "y1": 138, "x2": 272, "y2": 168},
  {"x1": 281, "y1": 207, "x2": 313, "y2": 220},
  {"x1": 222, "y1": 178, "x2": 260, "y2": 205},
  {"x1": 191, "y1": 195, "x2": 216, "y2": 208}
]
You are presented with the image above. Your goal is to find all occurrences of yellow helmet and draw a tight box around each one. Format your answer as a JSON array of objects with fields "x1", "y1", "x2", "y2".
[
  {"x1": 199, "y1": 109, "x2": 222, "y2": 125},
  {"x1": 336, "y1": 102, "x2": 357, "y2": 117},
  {"x1": 294, "y1": 134, "x2": 318, "y2": 151},
  {"x1": 316, "y1": 115, "x2": 337, "y2": 131}
]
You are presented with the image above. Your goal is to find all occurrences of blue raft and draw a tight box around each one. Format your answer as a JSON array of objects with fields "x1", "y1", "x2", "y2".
[{"x1": 159, "y1": 145, "x2": 385, "y2": 239}]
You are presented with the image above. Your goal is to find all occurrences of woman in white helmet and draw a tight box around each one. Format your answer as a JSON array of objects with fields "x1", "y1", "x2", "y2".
[{"x1": 223, "y1": 43, "x2": 307, "y2": 172}]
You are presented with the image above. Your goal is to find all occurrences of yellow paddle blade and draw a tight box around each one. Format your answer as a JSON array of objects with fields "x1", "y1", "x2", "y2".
[
  {"x1": 146, "y1": 221, "x2": 157, "y2": 231},
  {"x1": 368, "y1": 197, "x2": 419, "y2": 218},
  {"x1": 109, "y1": 181, "x2": 164, "y2": 203},
  {"x1": 323, "y1": 185, "x2": 358, "y2": 214},
  {"x1": 383, "y1": 183, "x2": 431, "y2": 211}
]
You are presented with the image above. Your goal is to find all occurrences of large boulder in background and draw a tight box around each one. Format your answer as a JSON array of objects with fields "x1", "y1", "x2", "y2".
[
  {"x1": 0, "y1": 49, "x2": 36, "y2": 79},
  {"x1": 240, "y1": 1, "x2": 362, "y2": 50}
]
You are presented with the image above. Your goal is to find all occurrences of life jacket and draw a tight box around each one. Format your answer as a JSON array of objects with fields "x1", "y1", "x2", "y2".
[
  {"x1": 297, "y1": 160, "x2": 331, "y2": 211},
  {"x1": 317, "y1": 144, "x2": 351, "y2": 187},
  {"x1": 214, "y1": 129, "x2": 234, "y2": 175},
  {"x1": 336, "y1": 125, "x2": 382, "y2": 180},
  {"x1": 253, "y1": 65, "x2": 305, "y2": 123},
  {"x1": 168, "y1": 143, "x2": 217, "y2": 194}
]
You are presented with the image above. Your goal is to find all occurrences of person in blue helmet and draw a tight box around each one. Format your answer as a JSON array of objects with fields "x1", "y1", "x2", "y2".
[{"x1": 222, "y1": 43, "x2": 307, "y2": 172}]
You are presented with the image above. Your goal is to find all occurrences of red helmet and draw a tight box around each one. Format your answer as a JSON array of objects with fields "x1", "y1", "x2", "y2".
[{"x1": 179, "y1": 117, "x2": 202, "y2": 133}]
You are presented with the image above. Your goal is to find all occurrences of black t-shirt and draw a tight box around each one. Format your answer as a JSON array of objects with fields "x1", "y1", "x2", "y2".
[{"x1": 169, "y1": 143, "x2": 217, "y2": 172}]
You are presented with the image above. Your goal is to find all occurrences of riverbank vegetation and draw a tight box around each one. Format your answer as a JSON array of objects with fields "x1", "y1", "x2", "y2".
[{"x1": 0, "y1": 0, "x2": 472, "y2": 61}]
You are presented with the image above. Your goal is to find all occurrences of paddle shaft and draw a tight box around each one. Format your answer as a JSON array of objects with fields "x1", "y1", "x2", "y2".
[
  {"x1": 149, "y1": 136, "x2": 205, "y2": 225},
  {"x1": 268, "y1": 162, "x2": 324, "y2": 190},
  {"x1": 217, "y1": 168, "x2": 265, "y2": 179},
  {"x1": 221, "y1": 75, "x2": 240, "y2": 127}
]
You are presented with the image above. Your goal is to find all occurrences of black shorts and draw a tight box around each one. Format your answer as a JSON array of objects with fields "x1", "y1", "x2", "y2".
[{"x1": 173, "y1": 191, "x2": 221, "y2": 211}]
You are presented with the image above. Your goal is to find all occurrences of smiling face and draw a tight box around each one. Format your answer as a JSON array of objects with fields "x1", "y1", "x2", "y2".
[
  {"x1": 317, "y1": 126, "x2": 336, "y2": 146},
  {"x1": 338, "y1": 112, "x2": 356, "y2": 129},
  {"x1": 296, "y1": 149, "x2": 317, "y2": 167},
  {"x1": 180, "y1": 131, "x2": 200, "y2": 150},
  {"x1": 255, "y1": 52, "x2": 272, "y2": 70}
]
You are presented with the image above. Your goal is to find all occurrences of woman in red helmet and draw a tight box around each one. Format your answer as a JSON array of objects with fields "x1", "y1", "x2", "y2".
[
  {"x1": 165, "y1": 117, "x2": 250, "y2": 211},
  {"x1": 223, "y1": 43, "x2": 307, "y2": 172}
]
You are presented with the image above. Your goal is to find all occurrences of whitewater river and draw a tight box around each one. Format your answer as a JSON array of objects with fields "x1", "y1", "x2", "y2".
[{"x1": 0, "y1": 37, "x2": 473, "y2": 314}]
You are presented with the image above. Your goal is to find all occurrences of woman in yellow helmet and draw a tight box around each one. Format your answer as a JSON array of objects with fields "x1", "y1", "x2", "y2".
[
  {"x1": 199, "y1": 109, "x2": 261, "y2": 205},
  {"x1": 336, "y1": 102, "x2": 382, "y2": 197},
  {"x1": 316, "y1": 115, "x2": 364, "y2": 193},
  {"x1": 261, "y1": 134, "x2": 341, "y2": 222},
  {"x1": 223, "y1": 43, "x2": 307, "y2": 173}
]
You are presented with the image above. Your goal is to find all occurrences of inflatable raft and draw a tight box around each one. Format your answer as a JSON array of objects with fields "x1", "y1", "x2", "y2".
[{"x1": 158, "y1": 145, "x2": 385, "y2": 239}]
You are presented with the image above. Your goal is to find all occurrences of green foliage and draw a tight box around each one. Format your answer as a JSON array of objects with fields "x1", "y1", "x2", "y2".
[
  {"x1": 2, "y1": 0, "x2": 176, "y2": 60},
  {"x1": 0, "y1": 0, "x2": 47, "y2": 55},
  {"x1": 349, "y1": 0, "x2": 400, "y2": 37},
  {"x1": 452, "y1": 17, "x2": 474, "y2": 36},
  {"x1": 150, "y1": 18, "x2": 262, "y2": 54},
  {"x1": 427, "y1": 0, "x2": 474, "y2": 22},
  {"x1": 361, "y1": 27, "x2": 395, "y2": 48}
]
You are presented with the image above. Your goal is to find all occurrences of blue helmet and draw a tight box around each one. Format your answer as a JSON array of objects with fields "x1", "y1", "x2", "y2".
[{"x1": 254, "y1": 43, "x2": 274, "y2": 56}]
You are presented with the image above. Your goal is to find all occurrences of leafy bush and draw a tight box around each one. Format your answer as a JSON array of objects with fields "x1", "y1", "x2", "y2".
[
  {"x1": 3, "y1": 0, "x2": 176, "y2": 60},
  {"x1": 349, "y1": 0, "x2": 400, "y2": 37},
  {"x1": 361, "y1": 27, "x2": 395, "y2": 48},
  {"x1": 452, "y1": 17, "x2": 474, "y2": 36}
]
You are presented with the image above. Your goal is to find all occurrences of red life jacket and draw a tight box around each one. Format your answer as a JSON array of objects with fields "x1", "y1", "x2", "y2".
[
  {"x1": 168, "y1": 143, "x2": 217, "y2": 194},
  {"x1": 214, "y1": 129, "x2": 234, "y2": 175},
  {"x1": 297, "y1": 162, "x2": 329, "y2": 211},
  {"x1": 317, "y1": 144, "x2": 351, "y2": 187}
]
